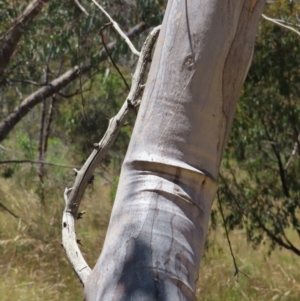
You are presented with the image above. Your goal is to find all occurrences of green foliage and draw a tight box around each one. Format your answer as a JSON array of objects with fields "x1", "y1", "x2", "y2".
[
  {"x1": 58, "y1": 68, "x2": 134, "y2": 163},
  {"x1": 17, "y1": 133, "x2": 37, "y2": 160},
  {"x1": 136, "y1": 0, "x2": 166, "y2": 26},
  {"x1": 220, "y1": 0, "x2": 300, "y2": 255},
  {"x1": 0, "y1": 0, "x2": 159, "y2": 168},
  {"x1": 1, "y1": 165, "x2": 15, "y2": 178}
]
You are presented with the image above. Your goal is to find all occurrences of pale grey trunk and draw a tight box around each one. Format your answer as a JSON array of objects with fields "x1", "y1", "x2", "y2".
[{"x1": 85, "y1": 1, "x2": 265, "y2": 300}]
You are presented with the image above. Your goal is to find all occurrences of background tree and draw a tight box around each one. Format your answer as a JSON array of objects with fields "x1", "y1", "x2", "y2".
[
  {"x1": 0, "y1": 0, "x2": 164, "y2": 143},
  {"x1": 219, "y1": 0, "x2": 300, "y2": 256}
]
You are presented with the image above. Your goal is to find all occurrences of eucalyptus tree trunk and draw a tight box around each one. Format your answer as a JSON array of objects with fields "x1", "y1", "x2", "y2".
[{"x1": 85, "y1": 0, "x2": 265, "y2": 300}]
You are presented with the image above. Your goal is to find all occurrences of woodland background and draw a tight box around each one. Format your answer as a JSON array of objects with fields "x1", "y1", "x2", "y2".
[{"x1": 0, "y1": 0, "x2": 299, "y2": 300}]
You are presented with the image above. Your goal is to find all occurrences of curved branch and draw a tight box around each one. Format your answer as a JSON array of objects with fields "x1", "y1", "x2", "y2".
[
  {"x1": 258, "y1": 221, "x2": 300, "y2": 256},
  {"x1": 74, "y1": 0, "x2": 89, "y2": 16},
  {"x1": 285, "y1": 133, "x2": 300, "y2": 170},
  {"x1": 262, "y1": 14, "x2": 300, "y2": 37},
  {"x1": 0, "y1": 0, "x2": 49, "y2": 77},
  {"x1": 62, "y1": 25, "x2": 161, "y2": 285},
  {"x1": 0, "y1": 22, "x2": 147, "y2": 142},
  {"x1": 62, "y1": 187, "x2": 92, "y2": 285}
]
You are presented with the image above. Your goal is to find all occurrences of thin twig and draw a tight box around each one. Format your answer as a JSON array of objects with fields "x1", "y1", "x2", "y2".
[
  {"x1": 58, "y1": 87, "x2": 90, "y2": 98},
  {"x1": 91, "y1": 0, "x2": 140, "y2": 56},
  {"x1": 100, "y1": 23, "x2": 130, "y2": 91},
  {"x1": 0, "y1": 202, "x2": 19, "y2": 219},
  {"x1": 0, "y1": 158, "x2": 113, "y2": 184},
  {"x1": 262, "y1": 14, "x2": 300, "y2": 37},
  {"x1": 258, "y1": 220, "x2": 300, "y2": 256},
  {"x1": 217, "y1": 191, "x2": 249, "y2": 283},
  {"x1": 285, "y1": 133, "x2": 300, "y2": 170},
  {"x1": 74, "y1": 0, "x2": 89, "y2": 16},
  {"x1": 0, "y1": 159, "x2": 79, "y2": 169},
  {"x1": 8, "y1": 79, "x2": 43, "y2": 86},
  {"x1": 269, "y1": 18, "x2": 300, "y2": 29},
  {"x1": 62, "y1": 25, "x2": 161, "y2": 285}
]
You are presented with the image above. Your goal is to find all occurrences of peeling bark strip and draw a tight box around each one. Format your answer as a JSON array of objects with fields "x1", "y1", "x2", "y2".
[
  {"x1": 85, "y1": 1, "x2": 266, "y2": 301},
  {"x1": 0, "y1": 22, "x2": 147, "y2": 142},
  {"x1": 0, "y1": 0, "x2": 49, "y2": 77}
]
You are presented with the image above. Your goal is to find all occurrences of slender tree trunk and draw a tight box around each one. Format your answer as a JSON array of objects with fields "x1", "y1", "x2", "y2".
[
  {"x1": 37, "y1": 99, "x2": 46, "y2": 204},
  {"x1": 37, "y1": 96, "x2": 56, "y2": 203},
  {"x1": 43, "y1": 96, "x2": 56, "y2": 156},
  {"x1": 85, "y1": 1, "x2": 265, "y2": 300}
]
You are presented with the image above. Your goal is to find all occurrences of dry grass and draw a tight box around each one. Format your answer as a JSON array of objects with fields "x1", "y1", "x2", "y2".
[
  {"x1": 0, "y1": 168, "x2": 299, "y2": 301},
  {"x1": 0, "y1": 166, "x2": 112, "y2": 301},
  {"x1": 198, "y1": 228, "x2": 300, "y2": 300}
]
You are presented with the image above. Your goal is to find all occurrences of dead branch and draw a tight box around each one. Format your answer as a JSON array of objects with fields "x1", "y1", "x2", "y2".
[
  {"x1": 62, "y1": 25, "x2": 161, "y2": 285},
  {"x1": 262, "y1": 14, "x2": 300, "y2": 37},
  {"x1": 74, "y1": 0, "x2": 89, "y2": 16}
]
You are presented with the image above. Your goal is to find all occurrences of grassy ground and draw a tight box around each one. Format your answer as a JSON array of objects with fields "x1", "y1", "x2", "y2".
[
  {"x1": 198, "y1": 229, "x2": 300, "y2": 300},
  {"x1": 0, "y1": 168, "x2": 299, "y2": 301}
]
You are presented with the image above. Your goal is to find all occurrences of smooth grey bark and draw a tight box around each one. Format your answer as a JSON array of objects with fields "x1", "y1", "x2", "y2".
[
  {"x1": 85, "y1": 1, "x2": 265, "y2": 300},
  {"x1": 0, "y1": 22, "x2": 146, "y2": 142}
]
